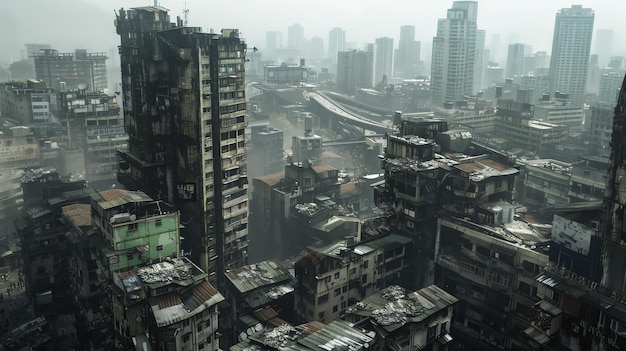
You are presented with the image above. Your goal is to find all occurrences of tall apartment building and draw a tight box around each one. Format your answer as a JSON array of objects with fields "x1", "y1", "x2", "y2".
[
  {"x1": 394, "y1": 25, "x2": 421, "y2": 79},
  {"x1": 0, "y1": 79, "x2": 58, "y2": 124},
  {"x1": 287, "y1": 23, "x2": 305, "y2": 51},
  {"x1": 431, "y1": 1, "x2": 478, "y2": 106},
  {"x1": 549, "y1": 5, "x2": 594, "y2": 107},
  {"x1": 374, "y1": 37, "x2": 394, "y2": 85},
  {"x1": 589, "y1": 101, "x2": 614, "y2": 157},
  {"x1": 473, "y1": 29, "x2": 485, "y2": 93},
  {"x1": 265, "y1": 31, "x2": 282, "y2": 52},
  {"x1": 506, "y1": 43, "x2": 526, "y2": 79},
  {"x1": 328, "y1": 27, "x2": 346, "y2": 64},
  {"x1": 599, "y1": 72, "x2": 624, "y2": 104},
  {"x1": 601, "y1": 76, "x2": 626, "y2": 294},
  {"x1": 115, "y1": 7, "x2": 248, "y2": 285},
  {"x1": 59, "y1": 89, "x2": 127, "y2": 181},
  {"x1": 32, "y1": 49, "x2": 108, "y2": 93},
  {"x1": 336, "y1": 50, "x2": 374, "y2": 95}
]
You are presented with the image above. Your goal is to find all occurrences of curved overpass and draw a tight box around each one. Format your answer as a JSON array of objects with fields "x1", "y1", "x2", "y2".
[{"x1": 307, "y1": 92, "x2": 394, "y2": 134}]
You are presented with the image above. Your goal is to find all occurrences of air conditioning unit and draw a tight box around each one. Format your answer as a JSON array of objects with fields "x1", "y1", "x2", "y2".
[{"x1": 591, "y1": 221, "x2": 601, "y2": 230}]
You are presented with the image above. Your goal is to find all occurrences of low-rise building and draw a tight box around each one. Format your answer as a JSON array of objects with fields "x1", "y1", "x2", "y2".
[
  {"x1": 345, "y1": 284, "x2": 458, "y2": 351},
  {"x1": 111, "y1": 257, "x2": 224, "y2": 351},
  {"x1": 223, "y1": 259, "x2": 296, "y2": 346},
  {"x1": 294, "y1": 234, "x2": 412, "y2": 324},
  {"x1": 434, "y1": 214, "x2": 549, "y2": 350}
]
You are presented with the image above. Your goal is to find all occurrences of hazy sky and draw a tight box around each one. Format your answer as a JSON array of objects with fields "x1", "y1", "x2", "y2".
[{"x1": 1, "y1": 0, "x2": 625, "y2": 66}]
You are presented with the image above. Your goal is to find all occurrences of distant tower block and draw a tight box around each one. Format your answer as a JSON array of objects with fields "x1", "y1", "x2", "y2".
[{"x1": 304, "y1": 115, "x2": 313, "y2": 137}]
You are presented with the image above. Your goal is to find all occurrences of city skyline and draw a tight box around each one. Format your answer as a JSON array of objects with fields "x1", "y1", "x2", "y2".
[{"x1": 1, "y1": 0, "x2": 625, "y2": 67}]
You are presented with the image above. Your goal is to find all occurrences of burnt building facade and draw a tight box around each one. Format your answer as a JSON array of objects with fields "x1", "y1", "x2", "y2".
[{"x1": 115, "y1": 6, "x2": 249, "y2": 285}]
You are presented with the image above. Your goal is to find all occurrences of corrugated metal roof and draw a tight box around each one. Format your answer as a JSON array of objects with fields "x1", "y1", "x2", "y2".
[
  {"x1": 150, "y1": 280, "x2": 224, "y2": 327},
  {"x1": 62, "y1": 203, "x2": 91, "y2": 228},
  {"x1": 253, "y1": 172, "x2": 284, "y2": 187},
  {"x1": 312, "y1": 164, "x2": 337, "y2": 173},
  {"x1": 226, "y1": 259, "x2": 292, "y2": 294},
  {"x1": 346, "y1": 285, "x2": 458, "y2": 333}
]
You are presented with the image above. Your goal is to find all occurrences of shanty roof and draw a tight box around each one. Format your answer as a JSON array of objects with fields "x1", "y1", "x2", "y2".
[
  {"x1": 226, "y1": 259, "x2": 292, "y2": 295},
  {"x1": 91, "y1": 189, "x2": 153, "y2": 210},
  {"x1": 312, "y1": 164, "x2": 337, "y2": 174},
  {"x1": 137, "y1": 257, "x2": 204, "y2": 289},
  {"x1": 454, "y1": 158, "x2": 517, "y2": 182},
  {"x1": 150, "y1": 280, "x2": 224, "y2": 328},
  {"x1": 346, "y1": 285, "x2": 458, "y2": 334},
  {"x1": 62, "y1": 203, "x2": 92, "y2": 228},
  {"x1": 236, "y1": 319, "x2": 374, "y2": 351},
  {"x1": 254, "y1": 172, "x2": 284, "y2": 187}
]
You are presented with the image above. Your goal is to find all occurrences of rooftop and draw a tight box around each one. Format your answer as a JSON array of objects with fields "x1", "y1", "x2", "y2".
[
  {"x1": 61, "y1": 203, "x2": 91, "y2": 228},
  {"x1": 150, "y1": 280, "x2": 224, "y2": 327},
  {"x1": 137, "y1": 257, "x2": 204, "y2": 289},
  {"x1": 346, "y1": 284, "x2": 458, "y2": 334},
  {"x1": 233, "y1": 320, "x2": 374, "y2": 351},
  {"x1": 226, "y1": 259, "x2": 293, "y2": 295},
  {"x1": 92, "y1": 189, "x2": 153, "y2": 210}
]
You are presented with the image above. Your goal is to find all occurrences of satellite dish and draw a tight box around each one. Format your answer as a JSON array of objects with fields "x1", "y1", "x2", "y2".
[{"x1": 78, "y1": 83, "x2": 88, "y2": 90}]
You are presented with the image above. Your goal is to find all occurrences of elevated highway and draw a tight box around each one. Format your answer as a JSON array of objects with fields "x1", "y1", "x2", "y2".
[{"x1": 307, "y1": 91, "x2": 394, "y2": 134}]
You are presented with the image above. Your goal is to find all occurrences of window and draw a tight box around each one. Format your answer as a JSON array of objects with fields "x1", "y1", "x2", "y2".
[
  {"x1": 126, "y1": 253, "x2": 134, "y2": 261},
  {"x1": 155, "y1": 219, "x2": 162, "y2": 227},
  {"x1": 197, "y1": 324, "x2": 203, "y2": 332},
  {"x1": 363, "y1": 260, "x2": 369, "y2": 269},
  {"x1": 183, "y1": 333, "x2": 191, "y2": 343},
  {"x1": 333, "y1": 305, "x2": 338, "y2": 313},
  {"x1": 334, "y1": 272, "x2": 340, "y2": 279},
  {"x1": 334, "y1": 288, "x2": 341, "y2": 297},
  {"x1": 318, "y1": 294, "x2": 329, "y2": 304},
  {"x1": 427, "y1": 325, "x2": 437, "y2": 342},
  {"x1": 441, "y1": 321, "x2": 448, "y2": 335},
  {"x1": 128, "y1": 223, "x2": 137, "y2": 231},
  {"x1": 156, "y1": 245, "x2": 164, "y2": 252},
  {"x1": 318, "y1": 311, "x2": 325, "y2": 320}
]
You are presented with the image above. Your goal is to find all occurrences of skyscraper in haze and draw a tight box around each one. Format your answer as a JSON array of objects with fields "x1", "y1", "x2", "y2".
[
  {"x1": 473, "y1": 29, "x2": 485, "y2": 93},
  {"x1": 287, "y1": 23, "x2": 305, "y2": 50},
  {"x1": 549, "y1": 5, "x2": 594, "y2": 107},
  {"x1": 431, "y1": 1, "x2": 478, "y2": 106},
  {"x1": 395, "y1": 25, "x2": 420, "y2": 79},
  {"x1": 594, "y1": 29, "x2": 614, "y2": 66},
  {"x1": 115, "y1": 7, "x2": 249, "y2": 285},
  {"x1": 374, "y1": 37, "x2": 394, "y2": 85},
  {"x1": 506, "y1": 43, "x2": 526, "y2": 79},
  {"x1": 329, "y1": 27, "x2": 346, "y2": 64},
  {"x1": 337, "y1": 49, "x2": 374, "y2": 95},
  {"x1": 266, "y1": 31, "x2": 282, "y2": 51}
]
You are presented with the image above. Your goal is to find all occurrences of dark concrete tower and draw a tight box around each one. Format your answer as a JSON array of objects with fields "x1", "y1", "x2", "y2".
[
  {"x1": 601, "y1": 75, "x2": 626, "y2": 293},
  {"x1": 115, "y1": 6, "x2": 248, "y2": 286}
]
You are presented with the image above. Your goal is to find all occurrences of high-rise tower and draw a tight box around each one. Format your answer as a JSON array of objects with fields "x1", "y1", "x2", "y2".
[
  {"x1": 506, "y1": 43, "x2": 526, "y2": 79},
  {"x1": 430, "y1": 1, "x2": 478, "y2": 107},
  {"x1": 115, "y1": 6, "x2": 249, "y2": 285},
  {"x1": 328, "y1": 27, "x2": 346, "y2": 64},
  {"x1": 601, "y1": 76, "x2": 626, "y2": 294},
  {"x1": 374, "y1": 37, "x2": 394, "y2": 85},
  {"x1": 549, "y1": 5, "x2": 594, "y2": 107},
  {"x1": 395, "y1": 25, "x2": 420, "y2": 79}
]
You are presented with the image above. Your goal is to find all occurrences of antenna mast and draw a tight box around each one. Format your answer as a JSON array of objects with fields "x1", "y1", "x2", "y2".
[{"x1": 183, "y1": 1, "x2": 189, "y2": 26}]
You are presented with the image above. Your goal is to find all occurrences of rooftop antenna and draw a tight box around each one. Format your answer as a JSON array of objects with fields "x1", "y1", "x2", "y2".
[{"x1": 183, "y1": 1, "x2": 189, "y2": 26}]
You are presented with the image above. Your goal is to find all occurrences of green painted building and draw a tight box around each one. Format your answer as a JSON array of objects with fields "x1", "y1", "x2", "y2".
[{"x1": 90, "y1": 189, "x2": 180, "y2": 279}]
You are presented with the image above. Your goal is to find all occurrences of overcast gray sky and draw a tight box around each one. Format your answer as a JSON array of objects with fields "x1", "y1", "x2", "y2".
[{"x1": 1, "y1": 0, "x2": 624, "y2": 65}]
